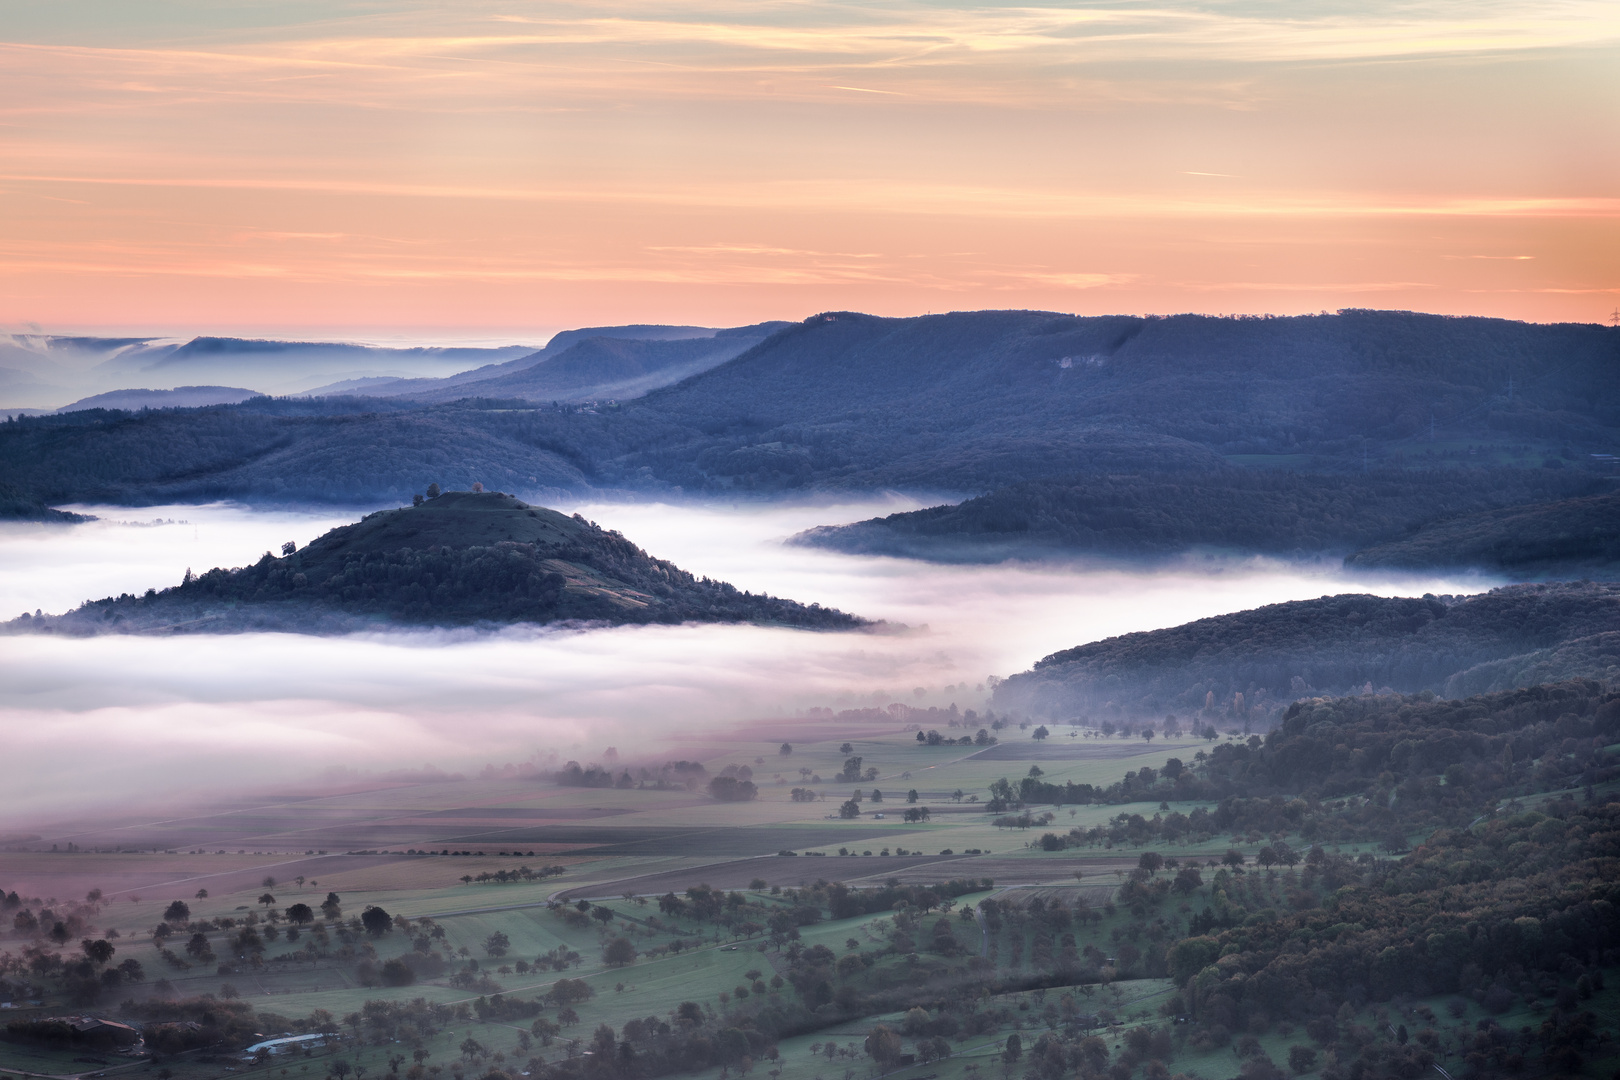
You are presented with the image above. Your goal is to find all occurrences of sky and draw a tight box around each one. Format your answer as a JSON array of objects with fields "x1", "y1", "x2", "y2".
[
  {"x1": 0, "y1": 498, "x2": 1499, "y2": 818},
  {"x1": 0, "y1": 0, "x2": 1617, "y2": 337}
]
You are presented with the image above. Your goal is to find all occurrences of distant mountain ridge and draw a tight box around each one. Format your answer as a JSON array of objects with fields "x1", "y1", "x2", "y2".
[
  {"x1": 0, "y1": 332, "x2": 539, "y2": 407},
  {"x1": 2, "y1": 310, "x2": 1616, "y2": 574},
  {"x1": 57, "y1": 385, "x2": 262, "y2": 413},
  {"x1": 10, "y1": 490, "x2": 864, "y2": 634},
  {"x1": 373, "y1": 322, "x2": 790, "y2": 404}
]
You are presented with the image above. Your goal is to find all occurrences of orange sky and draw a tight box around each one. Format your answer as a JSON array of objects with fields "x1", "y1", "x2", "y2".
[{"x1": 1, "y1": 0, "x2": 1617, "y2": 336}]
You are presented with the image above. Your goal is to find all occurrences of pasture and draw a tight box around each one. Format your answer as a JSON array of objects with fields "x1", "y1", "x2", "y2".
[{"x1": 0, "y1": 719, "x2": 1319, "y2": 1080}]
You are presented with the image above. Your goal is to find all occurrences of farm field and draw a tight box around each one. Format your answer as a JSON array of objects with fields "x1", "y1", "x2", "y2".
[{"x1": 4, "y1": 717, "x2": 1613, "y2": 1080}]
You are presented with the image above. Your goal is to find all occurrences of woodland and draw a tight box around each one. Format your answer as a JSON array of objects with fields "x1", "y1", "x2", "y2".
[{"x1": 991, "y1": 583, "x2": 1620, "y2": 725}]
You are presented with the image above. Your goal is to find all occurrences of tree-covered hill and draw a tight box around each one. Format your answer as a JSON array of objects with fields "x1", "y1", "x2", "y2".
[
  {"x1": 992, "y1": 583, "x2": 1620, "y2": 727},
  {"x1": 0, "y1": 399, "x2": 592, "y2": 505},
  {"x1": 595, "y1": 307, "x2": 1619, "y2": 491},
  {"x1": 9, "y1": 490, "x2": 863, "y2": 634},
  {"x1": 0, "y1": 481, "x2": 91, "y2": 523},
  {"x1": 1347, "y1": 490, "x2": 1620, "y2": 576},
  {"x1": 792, "y1": 468, "x2": 1605, "y2": 565},
  {"x1": 1, "y1": 309, "x2": 1615, "y2": 507}
]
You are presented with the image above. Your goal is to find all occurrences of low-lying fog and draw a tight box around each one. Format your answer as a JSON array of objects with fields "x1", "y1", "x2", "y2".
[{"x1": 0, "y1": 498, "x2": 1501, "y2": 819}]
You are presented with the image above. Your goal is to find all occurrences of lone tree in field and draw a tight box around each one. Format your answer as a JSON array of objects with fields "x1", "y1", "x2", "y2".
[
  {"x1": 779, "y1": 742, "x2": 792, "y2": 756},
  {"x1": 285, "y1": 903, "x2": 314, "y2": 926},
  {"x1": 484, "y1": 932, "x2": 510, "y2": 957},
  {"x1": 258, "y1": 893, "x2": 276, "y2": 908},
  {"x1": 864, "y1": 1025, "x2": 903, "y2": 1068},
  {"x1": 194, "y1": 889, "x2": 208, "y2": 900},
  {"x1": 603, "y1": 937, "x2": 636, "y2": 966},
  {"x1": 262, "y1": 876, "x2": 276, "y2": 889},
  {"x1": 1032, "y1": 725, "x2": 1049, "y2": 740},
  {"x1": 163, "y1": 900, "x2": 190, "y2": 923},
  {"x1": 360, "y1": 905, "x2": 393, "y2": 936}
]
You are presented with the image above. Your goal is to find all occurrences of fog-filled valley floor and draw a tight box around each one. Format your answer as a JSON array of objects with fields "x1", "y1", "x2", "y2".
[{"x1": 0, "y1": 499, "x2": 1499, "y2": 816}]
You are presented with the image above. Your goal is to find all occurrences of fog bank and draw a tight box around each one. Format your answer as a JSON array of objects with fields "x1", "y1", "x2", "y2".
[{"x1": 0, "y1": 498, "x2": 1500, "y2": 818}]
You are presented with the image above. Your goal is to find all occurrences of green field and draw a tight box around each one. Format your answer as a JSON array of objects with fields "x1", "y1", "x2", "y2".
[{"x1": 1, "y1": 719, "x2": 1614, "y2": 1080}]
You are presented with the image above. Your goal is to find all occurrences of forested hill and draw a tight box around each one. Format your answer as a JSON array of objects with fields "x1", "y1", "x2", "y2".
[
  {"x1": 1346, "y1": 489, "x2": 1620, "y2": 576},
  {"x1": 1, "y1": 309, "x2": 1616, "y2": 506},
  {"x1": 9, "y1": 491, "x2": 863, "y2": 635},
  {"x1": 791, "y1": 469, "x2": 1608, "y2": 567},
  {"x1": 0, "y1": 481, "x2": 91, "y2": 523},
  {"x1": 991, "y1": 583, "x2": 1620, "y2": 727}
]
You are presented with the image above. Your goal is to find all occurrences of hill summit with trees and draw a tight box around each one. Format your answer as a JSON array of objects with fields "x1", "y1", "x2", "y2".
[{"x1": 9, "y1": 490, "x2": 863, "y2": 635}]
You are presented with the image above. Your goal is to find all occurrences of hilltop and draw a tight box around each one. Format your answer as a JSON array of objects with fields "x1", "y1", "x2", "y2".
[
  {"x1": 14, "y1": 490, "x2": 863, "y2": 634},
  {"x1": 991, "y1": 582, "x2": 1620, "y2": 727}
]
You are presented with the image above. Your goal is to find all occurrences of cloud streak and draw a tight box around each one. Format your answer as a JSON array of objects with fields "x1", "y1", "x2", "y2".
[{"x1": 0, "y1": 0, "x2": 1613, "y2": 328}]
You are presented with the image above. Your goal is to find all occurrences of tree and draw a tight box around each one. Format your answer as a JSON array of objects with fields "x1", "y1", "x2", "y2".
[
  {"x1": 779, "y1": 743, "x2": 792, "y2": 756},
  {"x1": 1288, "y1": 1046, "x2": 1317, "y2": 1074},
  {"x1": 185, "y1": 932, "x2": 213, "y2": 960},
  {"x1": 1001, "y1": 1034, "x2": 1022, "y2": 1065},
  {"x1": 361, "y1": 906, "x2": 393, "y2": 936},
  {"x1": 870, "y1": 789, "x2": 883, "y2": 802},
  {"x1": 259, "y1": 893, "x2": 276, "y2": 907},
  {"x1": 591, "y1": 905, "x2": 616, "y2": 926},
  {"x1": 1257, "y1": 846, "x2": 1278, "y2": 870},
  {"x1": 163, "y1": 900, "x2": 190, "y2": 923},
  {"x1": 426, "y1": 483, "x2": 441, "y2": 498},
  {"x1": 81, "y1": 938, "x2": 115, "y2": 965},
  {"x1": 603, "y1": 937, "x2": 636, "y2": 966},
  {"x1": 484, "y1": 932, "x2": 510, "y2": 957},
  {"x1": 1222, "y1": 848, "x2": 1246, "y2": 869},
  {"x1": 262, "y1": 876, "x2": 276, "y2": 889},
  {"x1": 321, "y1": 892, "x2": 342, "y2": 920},
  {"x1": 1032, "y1": 725, "x2": 1049, "y2": 740},
  {"x1": 906, "y1": 789, "x2": 919, "y2": 803},
  {"x1": 838, "y1": 800, "x2": 861, "y2": 819},
  {"x1": 194, "y1": 889, "x2": 208, "y2": 900},
  {"x1": 285, "y1": 903, "x2": 314, "y2": 925},
  {"x1": 839, "y1": 743, "x2": 853, "y2": 754},
  {"x1": 1138, "y1": 852, "x2": 1164, "y2": 875},
  {"x1": 864, "y1": 1025, "x2": 903, "y2": 1068}
]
